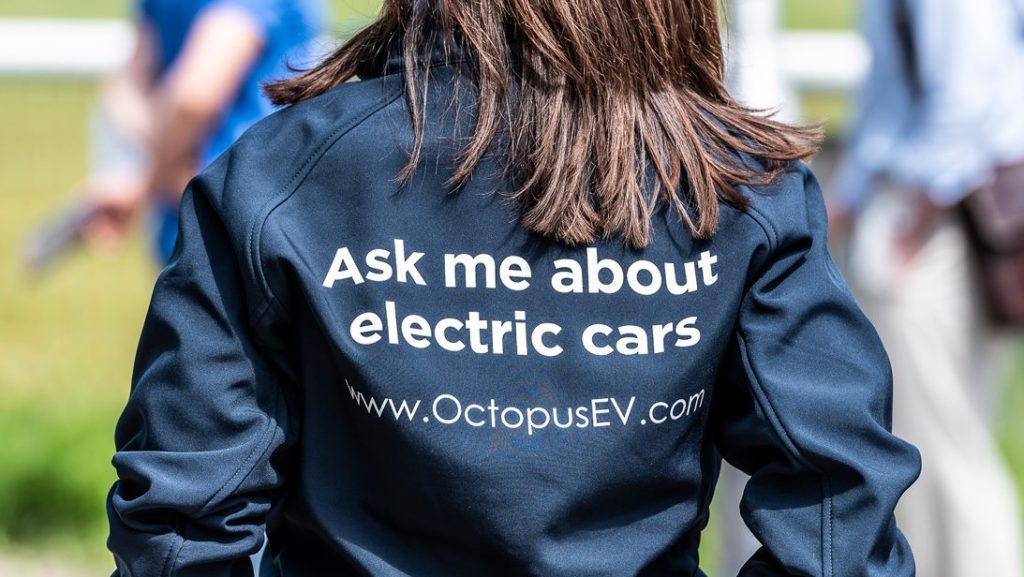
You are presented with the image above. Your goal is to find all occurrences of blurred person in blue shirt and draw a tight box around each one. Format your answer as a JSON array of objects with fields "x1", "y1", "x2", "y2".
[
  {"x1": 82, "y1": 0, "x2": 329, "y2": 264},
  {"x1": 832, "y1": 0, "x2": 1024, "y2": 218},
  {"x1": 830, "y1": 1, "x2": 1024, "y2": 575}
]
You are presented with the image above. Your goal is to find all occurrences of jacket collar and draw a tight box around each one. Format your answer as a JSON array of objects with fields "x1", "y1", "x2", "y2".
[{"x1": 356, "y1": 34, "x2": 474, "y2": 79}]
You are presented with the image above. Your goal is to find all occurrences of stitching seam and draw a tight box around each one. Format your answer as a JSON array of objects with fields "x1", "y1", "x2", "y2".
[
  {"x1": 824, "y1": 476, "x2": 834, "y2": 576},
  {"x1": 735, "y1": 329, "x2": 834, "y2": 577},
  {"x1": 160, "y1": 395, "x2": 281, "y2": 576},
  {"x1": 245, "y1": 81, "x2": 405, "y2": 317},
  {"x1": 160, "y1": 535, "x2": 182, "y2": 577},
  {"x1": 161, "y1": 418, "x2": 278, "y2": 576},
  {"x1": 736, "y1": 195, "x2": 779, "y2": 253},
  {"x1": 199, "y1": 408, "x2": 280, "y2": 517}
]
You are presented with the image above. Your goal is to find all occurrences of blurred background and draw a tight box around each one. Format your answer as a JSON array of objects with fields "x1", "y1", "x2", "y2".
[{"x1": 0, "y1": 0, "x2": 1021, "y2": 575}]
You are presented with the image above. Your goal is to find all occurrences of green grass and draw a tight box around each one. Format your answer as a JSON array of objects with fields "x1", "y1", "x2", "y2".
[
  {"x1": 784, "y1": 0, "x2": 856, "y2": 29},
  {"x1": 0, "y1": 0, "x2": 127, "y2": 19},
  {"x1": 1002, "y1": 349, "x2": 1024, "y2": 505},
  {"x1": 803, "y1": 91, "x2": 854, "y2": 137},
  {"x1": 0, "y1": 78, "x2": 155, "y2": 566}
]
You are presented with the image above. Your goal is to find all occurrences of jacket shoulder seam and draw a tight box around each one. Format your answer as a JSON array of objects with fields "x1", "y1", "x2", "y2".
[
  {"x1": 730, "y1": 189, "x2": 779, "y2": 254},
  {"x1": 245, "y1": 81, "x2": 404, "y2": 318}
]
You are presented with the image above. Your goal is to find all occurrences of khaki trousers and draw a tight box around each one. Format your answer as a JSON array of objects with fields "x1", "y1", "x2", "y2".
[{"x1": 848, "y1": 187, "x2": 1023, "y2": 577}]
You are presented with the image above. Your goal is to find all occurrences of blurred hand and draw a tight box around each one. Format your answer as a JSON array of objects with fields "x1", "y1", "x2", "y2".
[
  {"x1": 893, "y1": 189, "x2": 945, "y2": 267},
  {"x1": 80, "y1": 174, "x2": 148, "y2": 253},
  {"x1": 827, "y1": 199, "x2": 855, "y2": 243}
]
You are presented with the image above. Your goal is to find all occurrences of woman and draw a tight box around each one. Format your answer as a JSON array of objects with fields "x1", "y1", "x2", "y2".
[{"x1": 105, "y1": 1, "x2": 921, "y2": 575}]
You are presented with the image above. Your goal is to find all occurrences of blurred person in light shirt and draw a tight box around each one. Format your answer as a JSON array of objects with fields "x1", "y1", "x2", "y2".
[
  {"x1": 82, "y1": 0, "x2": 329, "y2": 264},
  {"x1": 830, "y1": 0, "x2": 1024, "y2": 575}
]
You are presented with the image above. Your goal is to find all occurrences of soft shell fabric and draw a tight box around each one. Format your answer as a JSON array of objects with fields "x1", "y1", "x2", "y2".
[{"x1": 106, "y1": 43, "x2": 921, "y2": 577}]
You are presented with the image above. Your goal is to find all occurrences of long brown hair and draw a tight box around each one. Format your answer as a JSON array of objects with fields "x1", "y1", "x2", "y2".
[{"x1": 265, "y1": 0, "x2": 822, "y2": 249}]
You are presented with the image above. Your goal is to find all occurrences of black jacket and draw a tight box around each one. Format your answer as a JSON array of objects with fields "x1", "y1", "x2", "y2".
[{"x1": 106, "y1": 41, "x2": 921, "y2": 577}]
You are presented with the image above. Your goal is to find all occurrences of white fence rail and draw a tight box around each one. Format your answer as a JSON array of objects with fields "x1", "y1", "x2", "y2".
[
  {"x1": 0, "y1": 17, "x2": 869, "y2": 105},
  {"x1": 780, "y1": 32, "x2": 870, "y2": 90},
  {"x1": 0, "y1": 19, "x2": 134, "y2": 76}
]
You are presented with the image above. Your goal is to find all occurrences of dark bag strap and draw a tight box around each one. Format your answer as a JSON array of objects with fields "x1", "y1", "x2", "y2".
[
  {"x1": 1013, "y1": 0, "x2": 1024, "y2": 36},
  {"x1": 892, "y1": 0, "x2": 922, "y2": 98},
  {"x1": 957, "y1": 161, "x2": 1024, "y2": 326},
  {"x1": 961, "y1": 162, "x2": 1024, "y2": 254}
]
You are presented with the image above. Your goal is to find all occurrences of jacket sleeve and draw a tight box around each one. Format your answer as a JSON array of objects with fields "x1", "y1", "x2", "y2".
[
  {"x1": 106, "y1": 170, "x2": 296, "y2": 577},
  {"x1": 711, "y1": 164, "x2": 922, "y2": 577}
]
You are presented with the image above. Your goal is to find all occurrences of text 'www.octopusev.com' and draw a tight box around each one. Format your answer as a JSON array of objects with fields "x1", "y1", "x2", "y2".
[{"x1": 345, "y1": 380, "x2": 706, "y2": 436}]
